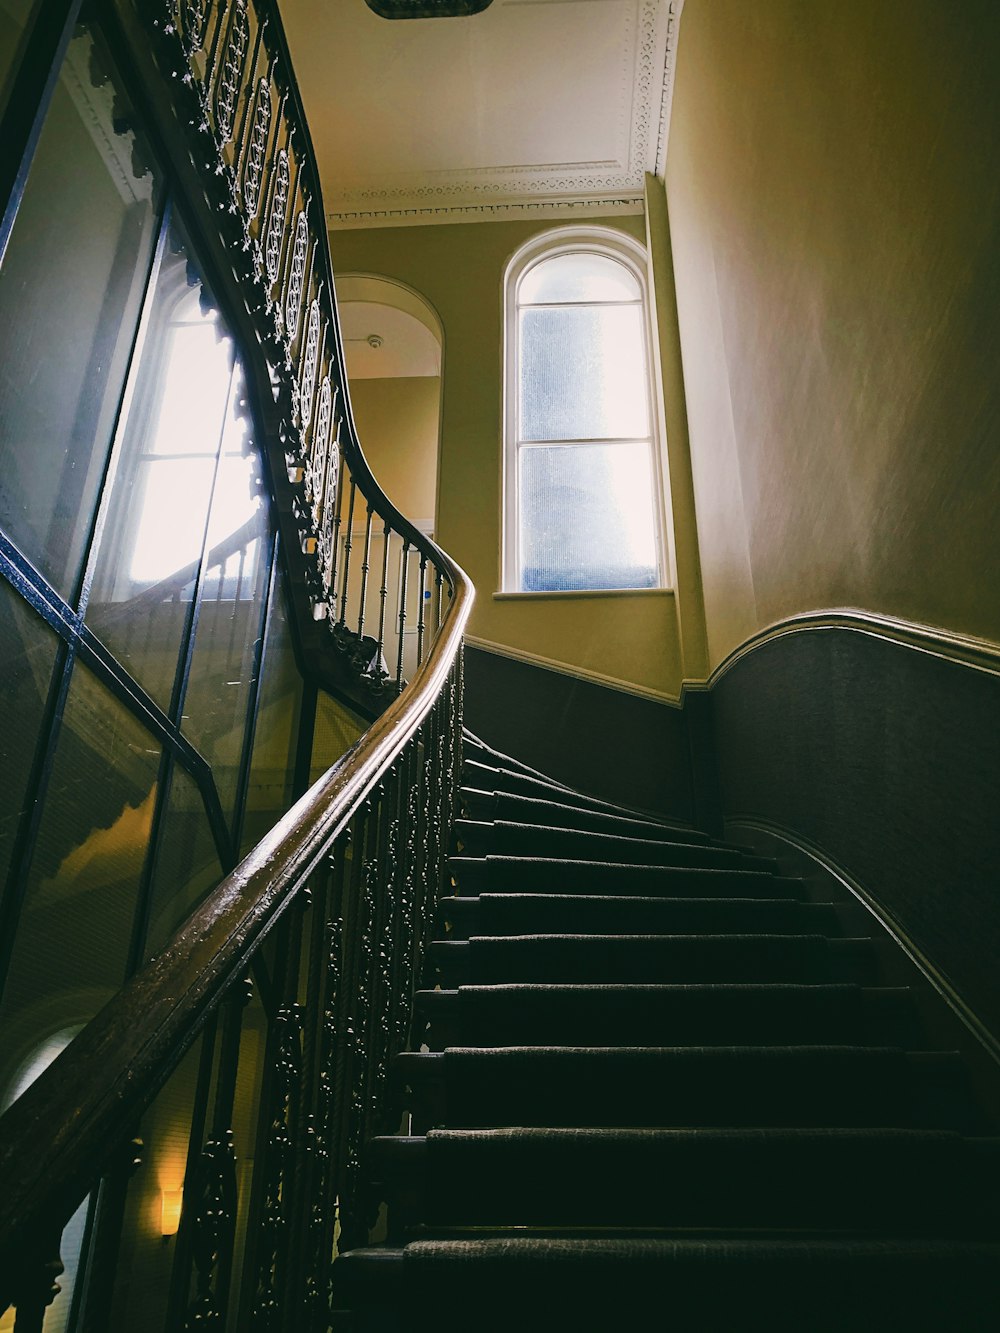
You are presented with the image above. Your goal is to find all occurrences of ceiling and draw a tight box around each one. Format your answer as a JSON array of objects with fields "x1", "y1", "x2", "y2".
[{"x1": 280, "y1": 0, "x2": 684, "y2": 229}]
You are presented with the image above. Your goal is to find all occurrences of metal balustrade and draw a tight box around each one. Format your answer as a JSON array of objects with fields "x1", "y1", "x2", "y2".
[{"x1": 0, "y1": 0, "x2": 473, "y2": 1325}]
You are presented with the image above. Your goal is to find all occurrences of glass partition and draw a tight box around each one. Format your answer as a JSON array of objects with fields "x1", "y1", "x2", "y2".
[
  {"x1": 0, "y1": 660, "x2": 161, "y2": 1100},
  {"x1": 85, "y1": 221, "x2": 237, "y2": 713},
  {"x1": 0, "y1": 25, "x2": 161, "y2": 601}
]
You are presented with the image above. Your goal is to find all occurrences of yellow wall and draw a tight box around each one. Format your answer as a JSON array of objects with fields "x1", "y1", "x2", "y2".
[
  {"x1": 347, "y1": 374, "x2": 439, "y2": 526},
  {"x1": 665, "y1": 0, "x2": 1000, "y2": 669},
  {"x1": 330, "y1": 216, "x2": 686, "y2": 701}
]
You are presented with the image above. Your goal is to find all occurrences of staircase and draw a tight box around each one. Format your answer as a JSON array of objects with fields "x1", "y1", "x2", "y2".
[{"x1": 332, "y1": 736, "x2": 1000, "y2": 1330}]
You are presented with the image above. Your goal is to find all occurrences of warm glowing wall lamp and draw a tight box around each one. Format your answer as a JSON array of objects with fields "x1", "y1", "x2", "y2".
[{"x1": 161, "y1": 1189, "x2": 183, "y2": 1238}]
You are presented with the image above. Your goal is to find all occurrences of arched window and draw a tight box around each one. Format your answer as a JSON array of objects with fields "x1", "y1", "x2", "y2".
[{"x1": 503, "y1": 228, "x2": 665, "y2": 593}]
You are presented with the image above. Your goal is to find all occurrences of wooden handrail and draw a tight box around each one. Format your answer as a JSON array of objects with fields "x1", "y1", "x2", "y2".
[
  {"x1": 0, "y1": 544, "x2": 472, "y2": 1302},
  {"x1": 0, "y1": 0, "x2": 476, "y2": 1316}
]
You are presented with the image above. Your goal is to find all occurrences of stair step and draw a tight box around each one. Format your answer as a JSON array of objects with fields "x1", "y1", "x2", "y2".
[
  {"x1": 429, "y1": 934, "x2": 876, "y2": 985},
  {"x1": 439, "y1": 893, "x2": 844, "y2": 938},
  {"x1": 368, "y1": 1127, "x2": 1000, "y2": 1232},
  {"x1": 449, "y1": 856, "x2": 806, "y2": 899},
  {"x1": 414, "y1": 984, "x2": 920, "y2": 1048},
  {"x1": 453, "y1": 819, "x2": 774, "y2": 871},
  {"x1": 461, "y1": 760, "x2": 695, "y2": 827},
  {"x1": 334, "y1": 1237, "x2": 1000, "y2": 1332},
  {"x1": 462, "y1": 759, "x2": 649, "y2": 817},
  {"x1": 398, "y1": 1047, "x2": 975, "y2": 1132},
  {"x1": 460, "y1": 787, "x2": 718, "y2": 847}
]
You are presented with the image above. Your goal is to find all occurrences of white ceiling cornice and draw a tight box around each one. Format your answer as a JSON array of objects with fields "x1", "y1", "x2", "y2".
[{"x1": 286, "y1": 0, "x2": 685, "y2": 230}]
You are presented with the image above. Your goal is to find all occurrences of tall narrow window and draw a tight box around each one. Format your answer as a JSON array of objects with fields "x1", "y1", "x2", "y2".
[{"x1": 504, "y1": 228, "x2": 665, "y2": 593}]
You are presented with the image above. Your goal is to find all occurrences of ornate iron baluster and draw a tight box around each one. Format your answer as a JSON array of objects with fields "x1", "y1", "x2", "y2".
[
  {"x1": 182, "y1": 0, "x2": 208, "y2": 55},
  {"x1": 336, "y1": 479, "x2": 358, "y2": 634},
  {"x1": 338, "y1": 791, "x2": 383, "y2": 1251},
  {"x1": 242, "y1": 76, "x2": 272, "y2": 217},
  {"x1": 283, "y1": 210, "x2": 308, "y2": 347},
  {"x1": 416, "y1": 555, "x2": 427, "y2": 666},
  {"x1": 185, "y1": 1132, "x2": 238, "y2": 1329},
  {"x1": 355, "y1": 505, "x2": 374, "y2": 648},
  {"x1": 396, "y1": 541, "x2": 411, "y2": 690},
  {"x1": 373, "y1": 520, "x2": 392, "y2": 687},
  {"x1": 395, "y1": 741, "x2": 421, "y2": 1050},
  {"x1": 233, "y1": 17, "x2": 266, "y2": 188},
  {"x1": 264, "y1": 144, "x2": 290, "y2": 323},
  {"x1": 319, "y1": 416, "x2": 343, "y2": 606},
  {"x1": 251, "y1": 1000, "x2": 303, "y2": 1327},
  {"x1": 213, "y1": 0, "x2": 248, "y2": 144},
  {"x1": 298, "y1": 299, "x2": 322, "y2": 432}
]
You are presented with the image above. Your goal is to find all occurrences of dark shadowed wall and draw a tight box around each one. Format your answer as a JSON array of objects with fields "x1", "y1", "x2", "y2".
[{"x1": 663, "y1": 0, "x2": 1000, "y2": 1041}]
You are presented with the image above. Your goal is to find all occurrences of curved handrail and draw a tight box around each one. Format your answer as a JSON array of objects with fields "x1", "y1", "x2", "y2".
[
  {"x1": 0, "y1": 0, "x2": 475, "y2": 1317},
  {"x1": 0, "y1": 542, "x2": 472, "y2": 1301},
  {"x1": 103, "y1": 0, "x2": 457, "y2": 708}
]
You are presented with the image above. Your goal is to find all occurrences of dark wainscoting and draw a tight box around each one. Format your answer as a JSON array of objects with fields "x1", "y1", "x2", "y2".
[
  {"x1": 463, "y1": 646, "x2": 718, "y2": 828},
  {"x1": 712, "y1": 626, "x2": 1000, "y2": 1046}
]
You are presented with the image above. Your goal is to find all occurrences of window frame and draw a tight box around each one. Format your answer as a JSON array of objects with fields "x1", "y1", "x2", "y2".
[{"x1": 501, "y1": 225, "x2": 669, "y2": 595}]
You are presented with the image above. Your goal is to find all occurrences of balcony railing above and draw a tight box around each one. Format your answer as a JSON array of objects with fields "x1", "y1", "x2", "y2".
[{"x1": 131, "y1": 0, "x2": 452, "y2": 715}]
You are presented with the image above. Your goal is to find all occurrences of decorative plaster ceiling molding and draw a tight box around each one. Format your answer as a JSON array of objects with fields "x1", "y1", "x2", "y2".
[
  {"x1": 324, "y1": 0, "x2": 683, "y2": 229},
  {"x1": 328, "y1": 195, "x2": 645, "y2": 230},
  {"x1": 654, "y1": 0, "x2": 684, "y2": 178}
]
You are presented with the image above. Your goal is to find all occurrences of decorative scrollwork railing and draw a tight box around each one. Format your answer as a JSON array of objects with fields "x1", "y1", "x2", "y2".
[
  {"x1": 0, "y1": 0, "x2": 474, "y2": 1326},
  {"x1": 0, "y1": 636, "x2": 468, "y2": 1328},
  {"x1": 129, "y1": 0, "x2": 452, "y2": 712}
]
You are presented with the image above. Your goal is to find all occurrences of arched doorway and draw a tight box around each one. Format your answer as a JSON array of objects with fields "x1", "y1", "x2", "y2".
[{"x1": 335, "y1": 274, "x2": 443, "y2": 535}]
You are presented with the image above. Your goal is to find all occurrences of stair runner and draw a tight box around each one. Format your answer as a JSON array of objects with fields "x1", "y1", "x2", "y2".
[{"x1": 333, "y1": 738, "x2": 1000, "y2": 1331}]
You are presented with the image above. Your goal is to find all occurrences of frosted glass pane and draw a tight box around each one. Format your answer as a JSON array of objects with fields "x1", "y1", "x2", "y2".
[
  {"x1": 180, "y1": 367, "x2": 270, "y2": 822},
  {"x1": 520, "y1": 305, "x2": 650, "y2": 441},
  {"x1": 519, "y1": 443, "x2": 659, "y2": 591},
  {"x1": 519, "y1": 253, "x2": 640, "y2": 305},
  {"x1": 0, "y1": 584, "x2": 58, "y2": 890},
  {"x1": 145, "y1": 765, "x2": 223, "y2": 956},
  {"x1": 0, "y1": 661, "x2": 161, "y2": 1100},
  {"x1": 86, "y1": 224, "x2": 236, "y2": 712},
  {"x1": 240, "y1": 589, "x2": 302, "y2": 855},
  {"x1": 0, "y1": 27, "x2": 161, "y2": 601}
]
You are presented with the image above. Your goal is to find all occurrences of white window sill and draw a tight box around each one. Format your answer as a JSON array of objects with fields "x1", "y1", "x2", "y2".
[{"x1": 494, "y1": 587, "x2": 674, "y2": 602}]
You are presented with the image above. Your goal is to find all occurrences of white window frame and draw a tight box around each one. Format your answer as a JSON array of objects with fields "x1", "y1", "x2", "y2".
[{"x1": 501, "y1": 225, "x2": 668, "y2": 595}]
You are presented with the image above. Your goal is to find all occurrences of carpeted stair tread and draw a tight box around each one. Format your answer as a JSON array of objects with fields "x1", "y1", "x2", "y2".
[
  {"x1": 461, "y1": 759, "x2": 678, "y2": 824},
  {"x1": 453, "y1": 819, "x2": 774, "y2": 871},
  {"x1": 334, "y1": 1237, "x2": 1000, "y2": 1332},
  {"x1": 369, "y1": 1127, "x2": 1000, "y2": 1232},
  {"x1": 449, "y1": 855, "x2": 806, "y2": 899},
  {"x1": 441, "y1": 893, "x2": 843, "y2": 938},
  {"x1": 460, "y1": 786, "x2": 722, "y2": 847},
  {"x1": 414, "y1": 983, "x2": 919, "y2": 1048},
  {"x1": 433, "y1": 933, "x2": 872, "y2": 984},
  {"x1": 334, "y1": 745, "x2": 996, "y2": 1327},
  {"x1": 398, "y1": 1045, "x2": 973, "y2": 1130}
]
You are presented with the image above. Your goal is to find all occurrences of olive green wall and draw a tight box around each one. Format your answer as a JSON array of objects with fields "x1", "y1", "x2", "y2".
[
  {"x1": 330, "y1": 216, "x2": 685, "y2": 701},
  {"x1": 665, "y1": 0, "x2": 1000, "y2": 669},
  {"x1": 347, "y1": 375, "x2": 439, "y2": 527}
]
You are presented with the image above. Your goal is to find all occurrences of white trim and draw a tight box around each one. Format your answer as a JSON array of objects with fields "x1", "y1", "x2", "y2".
[
  {"x1": 493, "y1": 587, "x2": 673, "y2": 601},
  {"x1": 466, "y1": 608, "x2": 1000, "y2": 718},
  {"x1": 500, "y1": 226, "x2": 670, "y2": 595},
  {"x1": 325, "y1": 0, "x2": 681, "y2": 226},
  {"x1": 465, "y1": 634, "x2": 690, "y2": 705},
  {"x1": 708, "y1": 608, "x2": 1000, "y2": 685},
  {"x1": 653, "y1": 0, "x2": 685, "y2": 178},
  {"x1": 328, "y1": 198, "x2": 646, "y2": 231}
]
